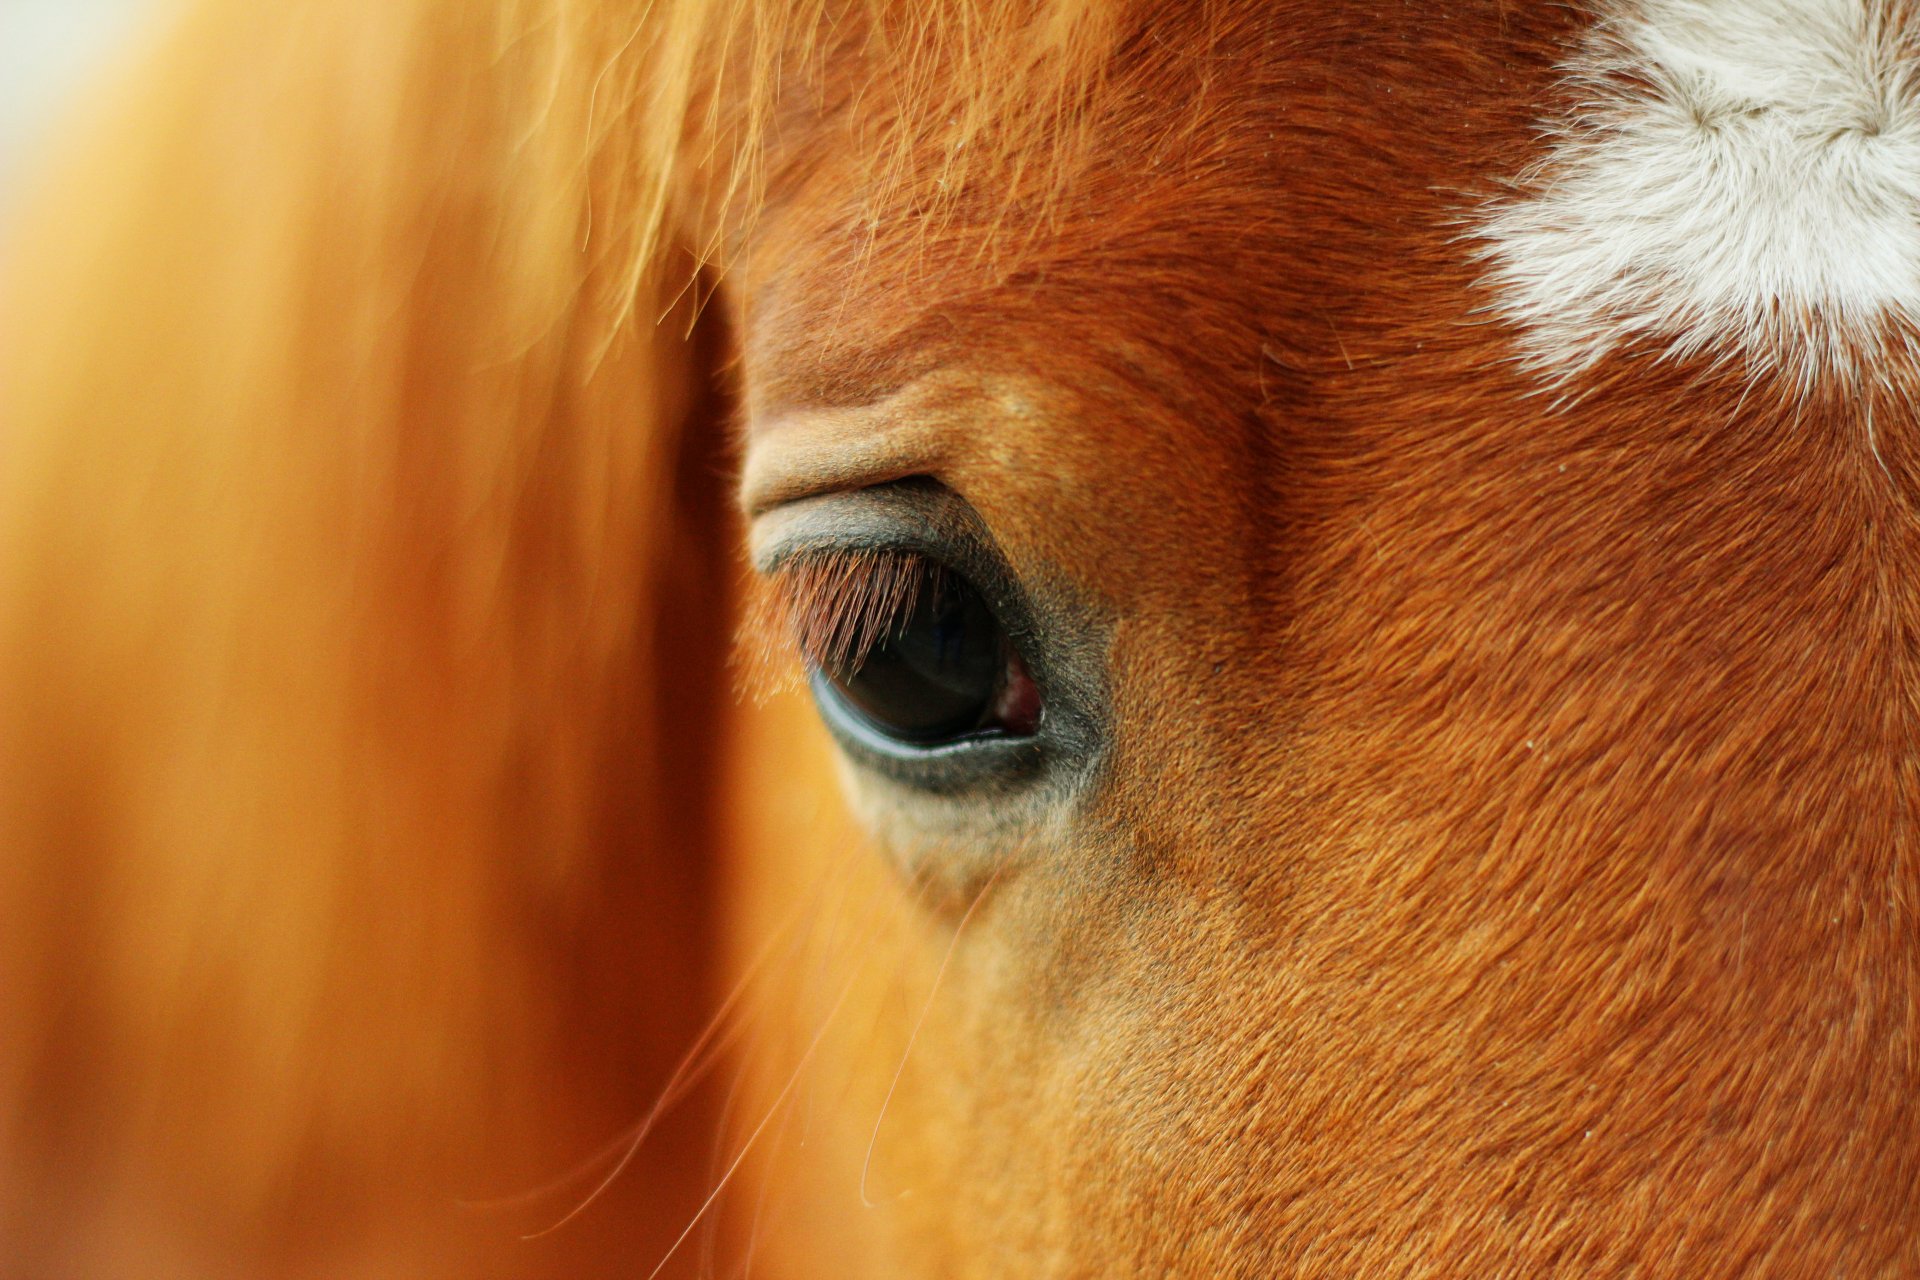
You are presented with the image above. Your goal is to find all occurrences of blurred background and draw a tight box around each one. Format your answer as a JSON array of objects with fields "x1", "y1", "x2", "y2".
[{"x1": 0, "y1": 0, "x2": 151, "y2": 192}]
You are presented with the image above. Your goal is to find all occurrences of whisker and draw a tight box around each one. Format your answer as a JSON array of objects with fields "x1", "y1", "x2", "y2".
[
  {"x1": 678, "y1": 839, "x2": 894, "y2": 1276},
  {"x1": 493, "y1": 849, "x2": 848, "y2": 1232},
  {"x1": 733, "y1": 1090, "x2": 798, "y2": 1280},
  {"x1": 858, "y1": 859, "x2": 1006, "y2": 1208},
  {"x1": 644, "y1": 954, "x2": 871, "y2": 1280},
  {"x1": 697, "y1": 986, "x2": 767, "y2": 1278}
]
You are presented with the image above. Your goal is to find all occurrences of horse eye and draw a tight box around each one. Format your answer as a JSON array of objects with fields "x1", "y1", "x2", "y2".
[{"x1": 818, "y1": 561, "x2": 1040, "y2": 746}]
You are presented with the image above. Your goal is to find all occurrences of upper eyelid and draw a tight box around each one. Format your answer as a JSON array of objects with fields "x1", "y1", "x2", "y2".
[
  {"x1": 749, "y1": 482, "x2": 1046, "y2": 660},
  {"x1": 748, "y1": 479, "x2": 999, "y2": 579},
  {"x1": 738, "y1": 374, "x2": 1001, "y2": 517}
]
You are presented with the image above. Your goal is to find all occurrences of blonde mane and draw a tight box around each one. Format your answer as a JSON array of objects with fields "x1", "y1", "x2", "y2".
[{"x1": 0, "y1": 1, "x2": 1135, "y2": 1260}]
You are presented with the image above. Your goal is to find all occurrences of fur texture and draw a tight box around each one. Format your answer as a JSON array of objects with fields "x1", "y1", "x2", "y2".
[
  {"x1": 1479, "y1": 0, "x2": 1920, "y2": 385},
  {"x1": 1, "y1": 1, "x2": 1915, "y2": 1277}
]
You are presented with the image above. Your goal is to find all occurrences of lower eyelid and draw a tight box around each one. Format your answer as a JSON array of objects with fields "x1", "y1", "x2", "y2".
[{"x1": 807, "y1": 667, "x2": 1050, "y2": 791}]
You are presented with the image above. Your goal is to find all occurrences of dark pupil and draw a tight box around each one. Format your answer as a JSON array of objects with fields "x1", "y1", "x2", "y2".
[{"x1": 825, "y1": 569, "x2": 1003, "y2": 743}]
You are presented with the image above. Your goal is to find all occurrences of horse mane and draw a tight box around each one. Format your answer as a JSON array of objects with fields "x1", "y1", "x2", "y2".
[{"x1": 0, "y1": 0, "x2": 1127, "y2": 1262}]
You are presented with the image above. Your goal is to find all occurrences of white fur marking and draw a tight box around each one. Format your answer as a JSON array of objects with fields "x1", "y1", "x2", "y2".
[{"x1": 1479, "y1": 0, "x2": 1920, "y2": 384}]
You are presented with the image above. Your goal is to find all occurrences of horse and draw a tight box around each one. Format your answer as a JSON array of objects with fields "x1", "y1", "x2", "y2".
[{"x1": 1, "y1": 0, "x2": 1914, "y2": 1275}]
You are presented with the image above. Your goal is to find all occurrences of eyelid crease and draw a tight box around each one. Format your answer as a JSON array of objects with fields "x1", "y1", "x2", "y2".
[{"x1": 741, "y1": 413, "x2": 953, "y2": 516}]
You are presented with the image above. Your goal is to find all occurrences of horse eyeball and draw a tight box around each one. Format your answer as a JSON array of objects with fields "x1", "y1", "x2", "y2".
[{"x1": 820, "y1": 563, "x2": 1037, "y2": 744}]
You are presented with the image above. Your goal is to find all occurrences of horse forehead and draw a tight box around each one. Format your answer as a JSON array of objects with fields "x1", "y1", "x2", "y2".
[
  {"x1": 736, "y1": 4, "x2": 1558, "y2": 412},
  {"x1": 744, "y1": 0, "x2": 1920, "y2": 421},
  {"x1": 1477, "y1": 0, "x2": 1920, "y2": 383}
]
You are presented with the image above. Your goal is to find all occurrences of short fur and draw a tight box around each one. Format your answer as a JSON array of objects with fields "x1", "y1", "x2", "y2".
[
  {"x1": 1479, "y1": 0, "x2": 1920, "y2": 386},
  {"x1": 2, "y1": 1, "x2": 1915, "y2": 1277}
]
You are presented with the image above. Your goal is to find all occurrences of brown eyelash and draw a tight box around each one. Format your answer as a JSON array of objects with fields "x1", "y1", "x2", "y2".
[{"x1": 741, "y1": 548, "x2": 951, "y2": 696}]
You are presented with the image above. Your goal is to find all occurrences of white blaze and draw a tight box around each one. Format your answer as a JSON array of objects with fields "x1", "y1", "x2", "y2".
[{"x1": 1478, "y1": 0, "x2": 1920, "y2": 383}]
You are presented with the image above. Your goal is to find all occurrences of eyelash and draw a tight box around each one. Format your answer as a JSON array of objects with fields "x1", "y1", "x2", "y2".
[{"x1": 762, "y1": 547, "x2": 950, "y2": 677}]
